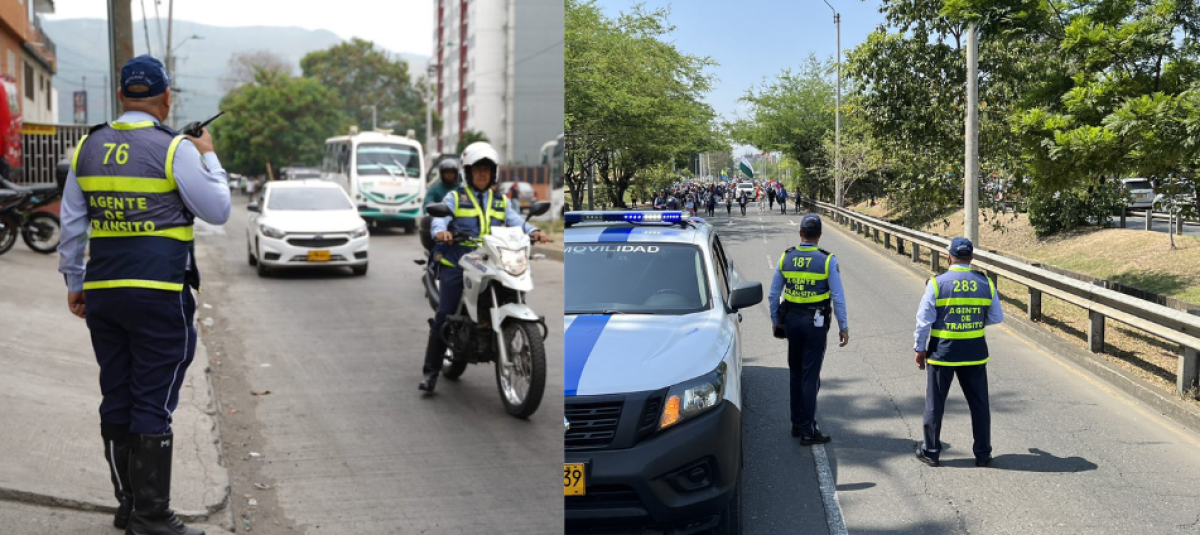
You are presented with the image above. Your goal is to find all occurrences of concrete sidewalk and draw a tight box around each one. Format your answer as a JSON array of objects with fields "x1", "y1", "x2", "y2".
[{"x1": 0, "y1": 246, "x2": 228, "y2": 521}]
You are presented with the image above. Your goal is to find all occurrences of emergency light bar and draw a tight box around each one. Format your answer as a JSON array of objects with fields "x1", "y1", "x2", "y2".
[{"x1": 565, "y1": 211, "x2": 687, "y2": 224}]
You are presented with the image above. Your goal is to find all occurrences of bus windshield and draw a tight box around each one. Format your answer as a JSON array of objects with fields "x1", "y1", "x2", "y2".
[{"x1": 356, "y1": 143, "x2": 421, "y2": 178}]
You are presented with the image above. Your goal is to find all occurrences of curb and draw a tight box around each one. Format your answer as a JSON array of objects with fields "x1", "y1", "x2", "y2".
[
  {"x1": 0, "y1": 333, "x2": 230, "y2": 524},
  {"x1": 533, "y1": 244, "x2": 563, "y2": 262},
  {"x1": 824, "y1": 218, "x2": 1200, "y2": 435}
]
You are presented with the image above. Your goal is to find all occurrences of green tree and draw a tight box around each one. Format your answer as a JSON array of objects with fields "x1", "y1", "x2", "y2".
[
  {"x1": 300, "y1": 38, "x2": 433, "y2": 144},
  {"x1": 212, "y1": 70, "x2": 349, "y2": 177},
  {"x1": 456, "y1": 130, "x2": 490, "y2": 153},
  {"x1": 566, "y1": 0, "x2": 720, "y2": 209}
]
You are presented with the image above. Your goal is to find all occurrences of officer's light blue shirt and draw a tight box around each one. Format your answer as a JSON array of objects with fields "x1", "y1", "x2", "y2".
[
  {"x1": 768, "y1": 242, "x2": 848, "y2": 330},
  {"x1": 58, "y1": 111, "x2": 232, "y2": 293},
  {"x1": 430, "y1": 186, "x2": 538, "y2": 237},
  {"x1": 912, "y1": 263, "x2": 1005, "y2": 351}
]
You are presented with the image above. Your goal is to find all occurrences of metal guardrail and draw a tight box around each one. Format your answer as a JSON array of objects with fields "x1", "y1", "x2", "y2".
[{"x1": 800, "y1": 198, "x2": 1200, "y2": 397}]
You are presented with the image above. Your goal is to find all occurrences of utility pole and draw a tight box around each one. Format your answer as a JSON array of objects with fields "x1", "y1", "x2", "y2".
[
  {"x1": 425, "y1": 64, "x2": 436, "y2": 154},
  {"x1": 823, "y1": 0, "x2": 842, "y2": 207},
  {"x1": 964, "y1": 23, "x2": 980, "y2": 244},
  {"x1": 165, "y1": 0, "x2": 175, "y2": 126},
  {"x1": 107, "y1": 0, "x2": 134, "y2": 119},
  {"x1": 103, "y1": 75, "x2": 109, "y2": 120},
  {"x1": 139, "y1": 0, "x2": 153, "y2": 55}
]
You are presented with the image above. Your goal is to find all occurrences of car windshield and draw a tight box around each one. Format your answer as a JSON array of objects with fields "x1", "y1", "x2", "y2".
[
  {"x1": 268, "y1": 188, "x2": 352, "y2": 211},
  {"x1": 357, "y1": 143, "x2": 420, "y2": 178},
  {"x1": 565, "y1": 242, "x2": 710, "y2": 315}
]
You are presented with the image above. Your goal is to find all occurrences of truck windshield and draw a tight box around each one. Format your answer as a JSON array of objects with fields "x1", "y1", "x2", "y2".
[{"x1": 566, "y1": 243, "x2": 710, "y2": 315}]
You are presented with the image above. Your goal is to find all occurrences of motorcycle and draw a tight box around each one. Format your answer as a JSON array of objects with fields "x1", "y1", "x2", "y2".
[
  {"x1": 0, "y1": 178, "x2": 63, "y2": 256},
  {"x1": 414, "y1": 200, "x2": 552, "y2": 419}
]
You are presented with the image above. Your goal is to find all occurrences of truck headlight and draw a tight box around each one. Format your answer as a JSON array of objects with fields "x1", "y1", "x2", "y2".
[
  {"x1": 351, "y1": 225, "x2": 369, "y2": 238},
  {"x1": 498, "y1": 247, "x2": 527, "y2": 276},
  {"x1": 259, "y1": 224, "x2": 285, "y2": 239},
  {"x1": 659, "y1": 363, "x2": 726, "y2": 431}
]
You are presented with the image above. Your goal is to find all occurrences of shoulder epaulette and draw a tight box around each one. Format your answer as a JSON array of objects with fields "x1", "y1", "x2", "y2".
[
  {"x1": 155, "y1": 123, "x2": 180, "y2": 137},
  {"x1": 818, "y1": 248, "x2": 831, "y2": 255},
  {"x1": 784, "y1": 246, "x2": 796, "y2": 253},
  {"x1": 87, "y1": 122, "x2": 108, "y2": 134}
]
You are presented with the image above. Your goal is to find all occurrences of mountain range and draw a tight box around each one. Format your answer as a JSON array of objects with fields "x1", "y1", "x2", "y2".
[{"x1": 43, "y1": 18, "x2": 428, "y2": 127}]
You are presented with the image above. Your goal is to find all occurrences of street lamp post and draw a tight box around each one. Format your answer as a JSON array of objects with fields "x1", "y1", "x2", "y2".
[
  {"x1": 822, "y1": 0, "x2": 842, "y2": 207},
  {"x1": 167, "y1": 34, "x2": 202, "y2": 127},
  {"x1": 426, "y1": 63, "x2": 437, "y2": 154},
  {"x1": 363, "y1": 105, "x2": 378, "y2": 130}
]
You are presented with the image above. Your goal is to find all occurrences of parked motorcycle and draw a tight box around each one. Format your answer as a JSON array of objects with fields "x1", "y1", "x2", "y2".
[
  {"x1": 0, "y1": 178, "x2": 62, "y2": 256},
  {"x1": 414, "y1": 200, "x2": 551, "y2": 418}
]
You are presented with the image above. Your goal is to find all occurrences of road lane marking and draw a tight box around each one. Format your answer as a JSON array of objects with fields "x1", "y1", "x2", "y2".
[{"x1": 812, "y1": 444, "x2": 849, "y2": 535}]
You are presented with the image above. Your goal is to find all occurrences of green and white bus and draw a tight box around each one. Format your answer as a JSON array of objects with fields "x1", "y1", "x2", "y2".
[{"x1": 322, "y1": 130, "x2": 426, "y2": 232}]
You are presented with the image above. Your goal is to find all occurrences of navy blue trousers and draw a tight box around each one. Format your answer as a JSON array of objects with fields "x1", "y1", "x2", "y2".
[
  {"x1": 85, "y1": 288, "x2": 197, "y2": 435},
  {"x1": 784, "y1": 309, "x2": 831, "y2": 434},
  {"x1": 922, "y1": 364, "x2": 992, "y2": 461}
]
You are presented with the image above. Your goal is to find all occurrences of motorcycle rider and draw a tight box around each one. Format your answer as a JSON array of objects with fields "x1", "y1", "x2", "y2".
[
  {"x1": 420, "y1": 159, "x2": 462, "y2": 252},
  {"x1": 421, "y1": 142, "x2": 551, "y2": 393}
]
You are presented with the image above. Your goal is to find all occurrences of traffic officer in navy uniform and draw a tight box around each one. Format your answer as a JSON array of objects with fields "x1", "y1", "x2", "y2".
[
  {"x1": 913, "y1": 237, "x2": 1004, "y2": 467},
  {"x1": 768, "y1": 214, "x2": 849, "y2": 444},
  {"x1": 57, "y1": 55, "x2": 230, "y2": 535},
  {"x1": 421, "y1": 141, "x2": 551, "y2": 392}
]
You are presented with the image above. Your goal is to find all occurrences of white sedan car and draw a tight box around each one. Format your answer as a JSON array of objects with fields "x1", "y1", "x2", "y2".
[{"x1": 246, "y1": 180, "x2": 370, "y2": 277}]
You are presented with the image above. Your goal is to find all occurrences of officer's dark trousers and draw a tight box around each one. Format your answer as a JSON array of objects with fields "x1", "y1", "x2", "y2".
[
  {"x1": 922, "y1": 364, "x2": 991, "y2": 461},
  {"x1": 784, "y1": 309, "x2": 831, "y2": 434},
  {"x1": 424, "y1": 263, "x2": 465, "y2": 374},
  {"x1": 85, "y1": 288, "x2": 197, "y2": 435}
]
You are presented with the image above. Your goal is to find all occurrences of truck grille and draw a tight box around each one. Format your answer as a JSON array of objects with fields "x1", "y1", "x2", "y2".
[{"x1": 565, "y1": 401, "x2": 622, "y2": 451}]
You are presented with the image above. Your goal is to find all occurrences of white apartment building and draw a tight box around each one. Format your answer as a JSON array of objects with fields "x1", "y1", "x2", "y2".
[{"x1": 432, "y1": 0, "x2": 563, "y2": 165}]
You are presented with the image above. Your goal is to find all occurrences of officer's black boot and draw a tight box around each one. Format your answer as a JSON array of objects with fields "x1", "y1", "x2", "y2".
[
  {"x1": 101, "y1": 424, "x2": 133, "y2": 529},
  {"x1": 419, "y1": 330, "x2": 445, "y2": 393},
  {"x1": 125, "y1": 433, "x2": 204, "y2": 535}
]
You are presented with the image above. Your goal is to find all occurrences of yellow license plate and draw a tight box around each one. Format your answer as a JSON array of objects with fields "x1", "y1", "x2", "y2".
[
  {"x1": 307, "y1": 250, "x2": 331, "y2": 262},
  {"x1": 564, "y1": 463, "x2": 585, "y2": 496}
]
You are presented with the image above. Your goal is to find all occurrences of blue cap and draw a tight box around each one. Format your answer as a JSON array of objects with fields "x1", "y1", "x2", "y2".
[
  {"x1": 800, "y1": 214, "x2": 822, "y2": 231},
  {"x1": 949, "y1": 237, "x2": 974, "y2": 257},
  {"x1": 121, "y1": 55, "x2": 170, "y2": 98}
]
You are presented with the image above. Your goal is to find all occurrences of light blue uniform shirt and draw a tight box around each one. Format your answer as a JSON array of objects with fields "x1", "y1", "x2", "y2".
[
  {"x1": 57, "y1": 111, "x2": 232, "y2": 293},
  {"x1": 912, "y1": 264, "x2": 1005, "y2": 351},
  {"x1": 430, "y1": 185, "x2": 538, "y2": 237},
  {"x1": 768, "y1": 242, "x2": 848, "y2": 330}
]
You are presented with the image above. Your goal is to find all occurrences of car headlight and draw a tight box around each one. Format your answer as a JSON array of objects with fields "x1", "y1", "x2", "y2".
[
  {"x1": 659, "y1": 363, "x2": 727, "y2": 431},
  {"x1": 259, "y1": 224, "x2": 286, "y2": 239},
  {"x1": 351, "y1": 225, "x2": 369, "y2": 238},
  {"x1": 498, "y1": 247, "x2": 527, "y2": 276}
]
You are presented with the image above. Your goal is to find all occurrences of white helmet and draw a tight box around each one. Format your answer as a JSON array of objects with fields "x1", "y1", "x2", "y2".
[{"x1": 462, "y1": 141, "x2": 501, "y2": 186}]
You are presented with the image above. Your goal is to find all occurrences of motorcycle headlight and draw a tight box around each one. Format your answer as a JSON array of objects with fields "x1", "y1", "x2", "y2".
[
  {"x1": 659, "y1": 363, "x2": 727, "y2": 431},
  {"x1": 498, "y1": 247, "x2": 527, "y2": 276},
  {"x1": 259, "y1": 224, "x2": 286, "y2": 239},
  {"x1": 351, "y1": 225, "x2": 369, "y2": 238}
]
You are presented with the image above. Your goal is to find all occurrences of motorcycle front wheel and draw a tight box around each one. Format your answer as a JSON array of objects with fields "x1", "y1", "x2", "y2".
[
  {"x1": 0, "y1": 212, "x2": 17, "y2": 255},
  {"x1": 496, "y1": 321, "x2": 546, "y2": 419},
  {"x1": 23, "y1": 212, "x2": 61, "y2": 253}
]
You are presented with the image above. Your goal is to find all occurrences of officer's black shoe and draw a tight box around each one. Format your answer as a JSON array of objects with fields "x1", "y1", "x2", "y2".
[
  {"x1": 975, "y1": 456, "x2": 993, "y2": 467},
  {"x1": 798, "y1": 432, "x2": 832, "y2": 445},
  {"x1": 126, "y1": 433, "x2": 204, "y2": 535},
  {"x1": 418, "y1": 371, "x2": 438, "y2": 393},
  {"x1": 915, "y1": 445, "x2": 939, "y2": 467},
  {"x1": 101, "y1": 424, "x2": 133, "y2": 529}
]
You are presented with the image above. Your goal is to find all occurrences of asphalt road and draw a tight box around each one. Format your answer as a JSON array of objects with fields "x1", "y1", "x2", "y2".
[
  {"x1": 1110, "y1": 211, "x2": 1200, "y2": 237},
  {"x1": 194, "y1": 196, "x2": 564, "y2": 534},
  {"x1": 707, "y1": 204, "x2": 1200, "y2": 534}
]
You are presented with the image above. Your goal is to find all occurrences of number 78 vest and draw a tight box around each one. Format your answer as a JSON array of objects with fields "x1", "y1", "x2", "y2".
[{"x1": 927, "y1": 266, "x2": 996, "y2": 366}]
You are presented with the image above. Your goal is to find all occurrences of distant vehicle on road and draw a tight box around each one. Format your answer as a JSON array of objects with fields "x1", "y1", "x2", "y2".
[
  {"x1": 542, "y1": 134, "x2": 564, "y2": 217},
  {"x1": 323, "y1": 130, "x2": 425, "y2": 234},
  {"x1": 736, "y1": 181, "x2": 757, "y2": 201},
  {"x1": 499, "y1": 181, "x2": 536, "y2": 212},
  {"x1": 1152, "y1": 178, "x2": 1197, "y2": 213},
  {"x1": 246, "y1": 180, "x2": 370, "y2": 277},
  {"x1": 280, "y1": 166, "x2": 322, "y2": 181},
  {"x1": 1120, "y1": 178, "x2": 1156, "y2": 211}
]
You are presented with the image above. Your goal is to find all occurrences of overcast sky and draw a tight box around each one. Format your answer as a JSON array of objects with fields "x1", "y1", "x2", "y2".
[{"x1": 44, "y1": 0, "x2": 434, "y2": 57}]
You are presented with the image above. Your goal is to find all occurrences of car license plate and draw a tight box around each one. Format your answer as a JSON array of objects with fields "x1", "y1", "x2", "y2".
[
  {"x1": 383, "y1": 206, "x2": 399, "y2": 215},
  {"x1": 564, "y1": 463, "x2": 585, "y2": 496},
  {"x1": 307, "y1": 250, "x2": 331, "y2": 262}
]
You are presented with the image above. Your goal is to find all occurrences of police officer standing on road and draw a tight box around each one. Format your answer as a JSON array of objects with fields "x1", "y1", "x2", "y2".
[
  {"x1": 421, "y1": 142, "x2": 552, "y2": 392},
  {"x1": 913, "y1": 237, "x2": 1004, "y2": 468},
  {"x1": 57, "y1": 55, "x2": 230, "y2": 535},
  {"x1": 769, "y1": 214, "x2": 849, "y2": 444}
]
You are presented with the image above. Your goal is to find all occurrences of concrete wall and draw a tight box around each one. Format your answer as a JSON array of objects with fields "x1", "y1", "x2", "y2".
[{"x1": 511, "y1": 0, "x2": 563, "y2": 165}]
